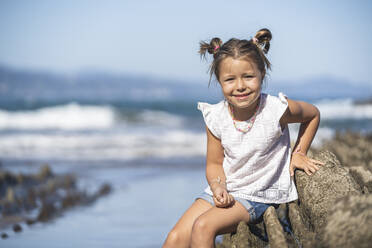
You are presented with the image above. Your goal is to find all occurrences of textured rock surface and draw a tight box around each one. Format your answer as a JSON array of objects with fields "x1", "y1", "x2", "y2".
[
  {"x1": 319, "y1": 194, "x2": 372, "y2": 248},
  {"x1": 348, "y1": 166, "x2": 372, "y2": 193},
  {"x1": 295, "y1": 150, "x2": 362, "y2": 234},
  {"x1": 263, "y1": 206, "x2": 287, "y2": 248},
  {"x1": 288, "y1": 201, "x2": 315, "y2": 248}
]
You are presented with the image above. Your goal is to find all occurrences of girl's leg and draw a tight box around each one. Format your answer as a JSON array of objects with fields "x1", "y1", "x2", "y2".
[
  {"x1": 162, "y1": 198, "x2": 213, "y2": 248},
  {"x1": 190, "y1": 201, "x2": 251, "y2": 248}
]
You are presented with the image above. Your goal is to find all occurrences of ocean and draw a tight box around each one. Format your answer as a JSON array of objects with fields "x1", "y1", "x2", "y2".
[{"x1": 1, "y1": 93, "x2": 372, "y2": 247}]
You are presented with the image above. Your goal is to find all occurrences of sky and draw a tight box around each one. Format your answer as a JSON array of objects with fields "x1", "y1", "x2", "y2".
[{"x1": 0, "y1": 0, "x2": 371, "y2": 85}]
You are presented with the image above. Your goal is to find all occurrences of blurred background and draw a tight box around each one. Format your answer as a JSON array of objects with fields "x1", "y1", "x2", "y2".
[{"x1": 0, "y1": 0, "x2": 371, "y2": 247}]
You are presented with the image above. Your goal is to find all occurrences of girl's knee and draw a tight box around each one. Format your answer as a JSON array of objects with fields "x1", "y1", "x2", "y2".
[
  {"x1": 163, "y1": 228, "x2": 188, "y2": 248},
  {"x1": 191, "y1": 216, "x2": 215, "y2": 239}
]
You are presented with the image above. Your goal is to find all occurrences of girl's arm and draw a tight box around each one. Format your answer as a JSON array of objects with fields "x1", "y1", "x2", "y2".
[
  {"x1": 280, "y1": 98, "x2": 325, "y2": 176},
  {"x1": 205, "y1": 126, "x2": 234, "y2": 207}
]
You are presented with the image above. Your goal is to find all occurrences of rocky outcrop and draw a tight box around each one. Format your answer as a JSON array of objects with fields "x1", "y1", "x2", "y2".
[
  {"x1": 0, "y1": 164, "x2": 111, "y2": 239},
  {"x1": 217, "y1": 131, "x2": 372, "y2": 248},
  {"x1": 319, "y1": 194, "x2": 372, "y2": 248}
]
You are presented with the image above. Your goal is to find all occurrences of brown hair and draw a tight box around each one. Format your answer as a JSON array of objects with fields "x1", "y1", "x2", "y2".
[{"x1": 199, "y1": 28, "x2": 272, "y2": 87}]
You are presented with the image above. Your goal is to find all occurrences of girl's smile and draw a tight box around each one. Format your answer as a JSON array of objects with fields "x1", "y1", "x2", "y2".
[{"x1": 218, "y1": 57, "x2": 263, "y2": 121}]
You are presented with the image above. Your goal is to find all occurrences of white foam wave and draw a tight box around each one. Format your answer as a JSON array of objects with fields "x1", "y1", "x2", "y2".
[
  {"x1": 0, "y1": 103, "x2": 186, "y2": 130},
  {"x1": 0, "y1": 103, "x2": 115, "y2": 130},
  {"x1": 0, "y1": 126, "x2": 331, "y2": 161},
  {"x1": 314, "y1": 98, "x2": 372, "y2": 120},
  {"x1": 0, "y1": 130, "x2": 206, "y2": 161}
]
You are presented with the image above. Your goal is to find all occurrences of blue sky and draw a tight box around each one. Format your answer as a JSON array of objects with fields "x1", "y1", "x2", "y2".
[{"x1": 0, "y1": 0, "x2": 371, "y2": 85}]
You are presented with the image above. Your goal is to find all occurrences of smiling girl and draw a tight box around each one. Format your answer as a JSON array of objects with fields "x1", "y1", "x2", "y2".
[{"x1": 163, "y1": 28, "x2": 324, "y2": 248}]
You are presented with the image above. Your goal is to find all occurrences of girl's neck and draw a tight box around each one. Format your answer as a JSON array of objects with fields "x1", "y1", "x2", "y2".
[{"x1": 228, "y1": 94, "x2": 261, "y2": 121}]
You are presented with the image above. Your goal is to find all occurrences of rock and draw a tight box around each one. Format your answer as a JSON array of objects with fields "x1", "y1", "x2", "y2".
[
  {"x1": 25, "y1": 218, "x2": 36, "y2": 225},
  {"x1": 0, "y1": 164, "x2": 112, "y2": 239},
  {"x1": 37, "y1": 202, "x2": 57, "y2": 222},
  {"x1": 13, "y1": 223, "x2": 22, "y2": 233},
  {"x1": 5, "y1": 187, "x2": 16, "y2": 203},
  {"x1": 37, "y1": 164, "x2": 53, "y2": 181},
  {"x1": 263, "y1": 206, "x2": 287, "y2": 248},
  {"x1": 294, "y1": 150, "x2": 362, "y2": 234},
  {"x1": 288, "y1": 201, "x2": 315, "y2": 248},
  {"x1": 319, "y1": 194, "x2": 372, "y2": 248},
  {"x1": 97, "y1": 183, "x2": 111, "y2": 196},
  {"x1": 219, "y1": 221, "x2": 267, "y2": 248},
  {"x1": 1, "y1": 232, "x2": 8, "y2": 239},
  {"x1": 348, "y1": 166, "x2": 372, "y2": 193}
]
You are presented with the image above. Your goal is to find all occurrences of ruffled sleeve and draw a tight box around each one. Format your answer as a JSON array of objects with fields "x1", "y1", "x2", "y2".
[
  {"x1": 197, "y1": 102, "x2": 221, "y2": 139},
  {"x1": 276, "y1": 92, "x2": 289, "y2": 133}
]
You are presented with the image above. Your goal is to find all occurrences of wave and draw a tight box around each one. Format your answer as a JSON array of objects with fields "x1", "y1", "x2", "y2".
[
  {"x1": 314, "y1": 98, "x2": 372, "y2": 120},
  {"x1": 0, "y1": 103, "x2": 185, "y2": 130},
  {"x1": 0, "y1": 130, "x2": 206, "y2": 161},
  {"x1": 0, "y1": 126, "x2": 332, "y2": 161}
]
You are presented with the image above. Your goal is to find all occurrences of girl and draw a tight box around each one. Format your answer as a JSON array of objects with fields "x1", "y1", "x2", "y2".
[{"x1": 163, "y1": 28, "x2": 325, "y2": 248}]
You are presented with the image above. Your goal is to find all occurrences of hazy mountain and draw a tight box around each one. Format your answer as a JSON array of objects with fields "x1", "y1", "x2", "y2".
[{"x1": 0, "y1": 64, "x2": 371, "y2": 108}]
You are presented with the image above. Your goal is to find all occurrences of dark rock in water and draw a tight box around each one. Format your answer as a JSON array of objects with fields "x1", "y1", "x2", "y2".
[
  {"x1": 37, "y1": 164, "x2": 54, "y2": 181},
  {"x1": 319, "y1": 194, "x2": 372, "y2": 248},
  {"x1": 294, "y1": 150, "x2": 361, "y2": 234},
  {"x1": 97, "y1": 183, "x2": 111, "y2": 196},
  {"x1": 0, "y1": 163, "x2": 113, "y2": 239},
  {"x1": 13, "y1": 223, "x2": 22, "y2": 233},
  {"x1": 37, "y1": 202, "x2": 58, "y2": 222},
  {"x1": 25, "y1": 218, "x2": 36, "y2": 225},
  {"x1": 1, "y1": 232, "x2": 8, "y2": 239},
  {"x1": 62, "y1": 191, "x2": 83, "y2": 209}
]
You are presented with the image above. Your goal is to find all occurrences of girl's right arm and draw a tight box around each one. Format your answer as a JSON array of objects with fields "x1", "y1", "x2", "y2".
[{"x1": 205, "y1": 126, "x2": 234, "y2": 208}]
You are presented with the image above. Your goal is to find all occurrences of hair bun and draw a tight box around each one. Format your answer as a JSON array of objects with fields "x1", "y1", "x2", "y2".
[
  {"x1": 253, "y1": 28, "x2": 272, "y2": 54},
  {"x1": 199, "y1": 37, "x2": 223, "y2": 59}
]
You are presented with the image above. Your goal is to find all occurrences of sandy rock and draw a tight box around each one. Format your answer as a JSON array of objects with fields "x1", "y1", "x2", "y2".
[
  {"x1": 263, "y1": 206, "x2": 287, "y2": 248},
  {"x1": 218, "y1": 221, "x2": 267, "y2": 248},
  {"x1": 288, "y1": 202, "x2": 315, "y2": 248},
  {"x1": 319, "y1": 194, "x2": 372, "y2": 248},
  {"x1": 348, "y1": 166, "x2": 372, "y2": 193},
  {"x1": 295, "y1": 150, "x2": 362, "y2": 234}
]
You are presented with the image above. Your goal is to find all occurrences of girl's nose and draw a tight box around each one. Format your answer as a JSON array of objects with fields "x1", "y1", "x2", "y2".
[{"x1": 236, "y1": 78, "x2": 245, "y2": 91}]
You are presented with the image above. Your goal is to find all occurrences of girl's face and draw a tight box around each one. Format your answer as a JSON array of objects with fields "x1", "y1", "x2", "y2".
[{"x1": 218, "y1": 57, "x2": 263, "y2": 110}]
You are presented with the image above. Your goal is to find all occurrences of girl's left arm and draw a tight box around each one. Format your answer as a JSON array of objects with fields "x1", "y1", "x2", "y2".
[{"x1": 280, "y1": 98, "x2": 325, "y2": 176}]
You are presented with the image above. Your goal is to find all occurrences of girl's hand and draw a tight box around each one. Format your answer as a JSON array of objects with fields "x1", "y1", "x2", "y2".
[
  {"x1": 290, "y1": 152, "x2": 325, "y2": 176},
  {"x1": 211, "y1": 184, "x2": 235, "y2": 208}
]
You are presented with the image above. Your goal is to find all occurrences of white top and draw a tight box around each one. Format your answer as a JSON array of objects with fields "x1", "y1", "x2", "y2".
[{"x1": 197, "y1": 92, "x2": 298, "y2": 204}]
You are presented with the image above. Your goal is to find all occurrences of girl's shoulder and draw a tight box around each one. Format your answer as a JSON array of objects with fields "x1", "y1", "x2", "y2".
[
  {"x1": 264, "y1": 92, "x2": 288, "y2": 105},
  {"x1": 197, "y1": 100, "x2": 227, "y2": 139},
  {"x1": 197, "y1": 99, "x2": 226, "y2": 115},
  {"x1": 261, "y1": 92, "x2": 289, "y2": 122}
]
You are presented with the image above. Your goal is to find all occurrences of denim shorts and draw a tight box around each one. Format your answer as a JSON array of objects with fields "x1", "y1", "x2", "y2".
[{"x1": 195, "y1": 191, "x2": 279, "y2": 223}]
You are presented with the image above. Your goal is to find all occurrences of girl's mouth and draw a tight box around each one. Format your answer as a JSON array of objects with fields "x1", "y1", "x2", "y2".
[{"x1": 234, "y1": 93, "x2": 251, "y2": 100}]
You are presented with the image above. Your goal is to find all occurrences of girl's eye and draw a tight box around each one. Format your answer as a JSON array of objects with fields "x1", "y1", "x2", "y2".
[
  {"x1": 225, "y1": 78, "x2": 234, "y2": 82},
  {"x1": 244, "y1": 75, "x2": 253, "y2": 78}
]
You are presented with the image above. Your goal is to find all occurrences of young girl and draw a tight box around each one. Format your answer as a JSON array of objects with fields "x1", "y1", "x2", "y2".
[{"x1": 163, "y1": 28, "x2": 324, "y2": 248}]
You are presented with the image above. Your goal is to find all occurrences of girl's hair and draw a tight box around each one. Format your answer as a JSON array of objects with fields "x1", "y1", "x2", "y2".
[{"x1": 199, "y1": 28, "x2": 272, "y2": 87}]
